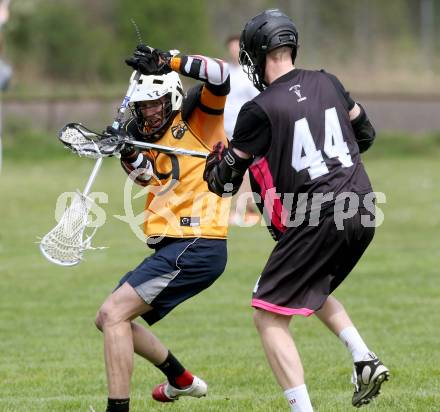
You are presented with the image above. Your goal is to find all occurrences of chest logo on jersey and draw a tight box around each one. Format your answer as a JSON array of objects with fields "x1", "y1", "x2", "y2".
[
  {"x1": 171, "y1": 121, "x2": 187, "y2": 140},
  {"x1": 289, "y1": 84, "x2": 307, "y2": 103}
]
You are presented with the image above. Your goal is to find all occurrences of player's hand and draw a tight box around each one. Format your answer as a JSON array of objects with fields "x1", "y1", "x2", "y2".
[
  {"x1": 125, "y1": 44, "x2": 172, "y2": 75},
  {"x1": 203, "y1": 141, "x2": 226, "y2": 182},
  {"x1": 102, "y1": 126, "x2": 136, "y2": 158},
  {"x1": 119, "y1": 143, "x2": 137, "y2": 159},
  {"x1": 204, "y1": 141, "x2": 235, "y2": 196},
  {"x1": 204, "y1": 142, "x2": 252, "y2": 196}
]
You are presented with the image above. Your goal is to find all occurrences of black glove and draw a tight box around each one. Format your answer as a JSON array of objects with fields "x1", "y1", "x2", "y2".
[
  {"x1": 204, "y1": 142, "x2": 252, "y2": 196},
  {"x1": 125, "y1": 44, "x2": 172, "y2": 76},
  {"x1": 203, "y1": 142, "x2": 236, "y2": 196},
  {"x1": 203, "y1": 141, "x2": 226, "y2": 182},
  {"x1": 119, "y1": 143, "x2": 137, "y2": 159},
  {"x1": 102, "y1": 126, "x2": 136, "y2": 158}
]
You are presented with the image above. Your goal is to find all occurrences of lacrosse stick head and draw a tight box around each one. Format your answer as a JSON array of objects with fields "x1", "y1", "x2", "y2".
[
  {"x1": 59, "y1": 123, "x2": 126, "y2": 159},
  {"x1": 39, "y1": 191, "x2": 97, "y2": 266}
]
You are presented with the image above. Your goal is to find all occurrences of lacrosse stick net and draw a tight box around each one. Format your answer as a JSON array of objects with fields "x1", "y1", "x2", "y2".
[
  {"x1": 39, "y1": 157, "x2": 103, "y2": 266},
  {"x1": 39, "y1": 191, "x2": 99, "y2": 266}
]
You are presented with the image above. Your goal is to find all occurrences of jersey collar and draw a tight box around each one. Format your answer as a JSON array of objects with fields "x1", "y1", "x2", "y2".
[{"x1": 270, "y1": 68, "x2": 300, "y2": 86}]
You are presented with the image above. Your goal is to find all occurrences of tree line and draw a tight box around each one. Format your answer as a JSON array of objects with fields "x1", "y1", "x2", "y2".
[{"x1": 2, "y1": 0, "x2": 438, "y2": 88}]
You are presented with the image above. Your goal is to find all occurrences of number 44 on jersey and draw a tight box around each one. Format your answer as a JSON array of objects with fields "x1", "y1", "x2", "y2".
[{"x1": 292, "y1": 107, "x2": 353, "y2": 180}]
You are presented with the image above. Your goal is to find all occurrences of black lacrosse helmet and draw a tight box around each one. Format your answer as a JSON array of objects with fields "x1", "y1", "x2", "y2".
[{"x1": 239, "y1": 9, "x2": 298, "y2": 91}]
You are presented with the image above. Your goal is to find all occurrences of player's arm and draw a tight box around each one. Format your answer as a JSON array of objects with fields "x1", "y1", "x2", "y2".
[
  {"x1": 170, "y1": 54, "x2": 230, "y2": 96},
  {"x1": 170, "y1": 54, "x2": 230, "y2": 144},
  {"x1": 119, "y1": 119, "x2": 154, "y2": 187},
  {"x1": 126, "y1": 45, "x2": 229, "y2": 92},
  {"x1": 203, "y1": 101, "x2": 271, "y2": 196},
  {"x1": 125, "y1": 45, "x2": 230, "y2": 144},
  {"x1": 349, "y1": 103, "x2": 376, "y2": 153},
  {"x1": 323, "y1": 70, "x2": 376, "y2": 153}
]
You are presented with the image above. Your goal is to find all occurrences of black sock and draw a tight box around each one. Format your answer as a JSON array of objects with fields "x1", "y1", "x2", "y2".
[
  {"x1": 155, "y1": 351, "x2": 186, "y2": 388},
  {"x1": 106, "y1": 398, "x2": 130, "y2": 412}
]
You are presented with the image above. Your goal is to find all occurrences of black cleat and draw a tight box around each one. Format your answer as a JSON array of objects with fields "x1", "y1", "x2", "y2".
[{"x1": 351, "y1": 352, "x2": 390, "y2": 408}]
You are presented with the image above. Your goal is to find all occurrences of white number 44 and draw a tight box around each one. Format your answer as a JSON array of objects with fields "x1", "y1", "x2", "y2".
[{"x1": 292, "y1": 107, "x2": 353, "y2": 179}]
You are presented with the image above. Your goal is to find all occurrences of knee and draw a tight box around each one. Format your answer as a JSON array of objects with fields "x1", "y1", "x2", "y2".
[
  {"x1": 94, "y1": 310, "x2": 103, "y2": 332},
  {"x1": 94, "y1": 302, "x2": 120, "y2": 331}
]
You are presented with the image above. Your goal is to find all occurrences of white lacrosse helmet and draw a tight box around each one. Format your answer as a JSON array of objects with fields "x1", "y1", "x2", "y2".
[{"x1": 129, "y1": 71, "x2": 184, "y2": 141}]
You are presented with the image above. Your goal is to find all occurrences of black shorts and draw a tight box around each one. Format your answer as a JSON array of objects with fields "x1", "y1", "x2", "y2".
[
  {"x1": 252, "y1": 208, "x2": 374, "y2": 316},
  {"x1": 117, "y1": 238, "x2": 227, "y2": 325}
]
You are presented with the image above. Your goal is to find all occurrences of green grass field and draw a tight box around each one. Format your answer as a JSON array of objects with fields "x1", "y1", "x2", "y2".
[{"x1": 1, "y1": 133, "x2": 440, "y2": 411}]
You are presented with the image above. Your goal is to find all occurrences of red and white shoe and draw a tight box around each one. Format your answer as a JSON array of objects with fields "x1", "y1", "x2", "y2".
[{"x1": 151, "y1": 376, "x2": 208, "y2": 402}]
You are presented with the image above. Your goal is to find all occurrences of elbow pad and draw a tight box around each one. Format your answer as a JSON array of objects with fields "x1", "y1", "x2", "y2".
[
  {"x1": 178, "y1": 55, "x2": 230, "y2": 87},
  {"x1": 351, "y1": 104, "x2": 376, "y2": 153}
]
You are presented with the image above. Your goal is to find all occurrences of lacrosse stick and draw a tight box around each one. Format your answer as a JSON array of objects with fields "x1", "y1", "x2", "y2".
[
  {"x1": 59, "y1": 122, "x2": 209, "y2": 159},
  {"x1": 39, "y1": 71, "x2": 142, "y2": 266}
]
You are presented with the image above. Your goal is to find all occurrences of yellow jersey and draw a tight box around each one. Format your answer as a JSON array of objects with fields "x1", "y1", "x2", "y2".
[{"x1": 121, "y1": 55, "x2": 231, "y2": 243}]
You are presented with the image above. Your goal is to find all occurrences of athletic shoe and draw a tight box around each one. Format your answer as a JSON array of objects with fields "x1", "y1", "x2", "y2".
[
  {"x1": 151, "y1": 376, "x2": 208, "y2": 402},
  {"x1": 352, "y1": 352, "x2": 390, "y2": 407}
]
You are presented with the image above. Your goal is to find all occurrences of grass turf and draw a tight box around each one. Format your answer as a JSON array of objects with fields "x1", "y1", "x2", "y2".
[{"x1": 1, "y1": 133, "x2": 440, "y2": 411}]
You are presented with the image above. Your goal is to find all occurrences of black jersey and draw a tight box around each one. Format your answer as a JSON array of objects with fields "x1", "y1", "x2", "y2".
[{"x1": 232, "y1": 69, "x2": 373, "y2": 240}]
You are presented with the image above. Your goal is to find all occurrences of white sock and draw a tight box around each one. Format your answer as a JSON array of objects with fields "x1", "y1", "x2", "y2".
[
  {"x1": 284, "y1": 384, "x2": 313, "y2": 412},
  {"x1": 339, "y1": 326, "x2": 370, "y2": 362}
]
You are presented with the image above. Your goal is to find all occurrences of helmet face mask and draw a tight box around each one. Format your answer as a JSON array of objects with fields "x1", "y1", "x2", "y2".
[
  {"x1": 238, "y1": 48, "x2": 263, "y2": 91},
  {"x1": 239, "y1": 9, "x2": 298, "y2": 91},
  {"x1": 129, "y1": 71, "x2": 184, "y2": 141},
  {"x1": 132, "y1": 95, "x2": 173, "y2": 138}
]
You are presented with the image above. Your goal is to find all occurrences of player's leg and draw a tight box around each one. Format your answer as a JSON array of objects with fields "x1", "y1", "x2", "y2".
[
  {"x1": 251, "y1": 222, "x2": 334, "y2": 411},
  {"x1": 96, "y1": 286, "x2": 203, "y2": 406},
  {"x1": 317, "y1": 208, "x2": 389, "y2": 407},
  {"x1": 148, "y1": 239, "x2": 226, "y2": 402},
  {"x1": 124, "y1": 237, "x2": 226, "y2": 402},
  {"x1": 253, "y1": 309, "x2": 313, "y2": 412},
  {"x1": 315, "y1": 295, "x2": 369, "y2": 360},
  {"x1": 130, "y1": 322, "x2": 201, "y2": 401},
  {"x1": 317, "y1": 296, "x2": 389, "y2": 407},
  {"x1": 95, "y1": 282, "x2": 152, "y2": 412},
  {"x1": 130, "y1": 321, "x2": 168, "y2": 364}
]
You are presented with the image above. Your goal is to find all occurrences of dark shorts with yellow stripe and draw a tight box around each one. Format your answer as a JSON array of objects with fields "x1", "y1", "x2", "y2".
[
  {"x1": 252, "y1": 208, "x2": 374, "y2": 317},
  {"x1": 117, "y1": 238, "x2": 227, "y2": 325}
]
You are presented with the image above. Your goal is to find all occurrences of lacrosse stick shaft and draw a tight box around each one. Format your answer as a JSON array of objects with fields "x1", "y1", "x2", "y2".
[
  {"x1": 83, "y1": 157, "x2": 103, "y2": 196},
  {"x1": 128, "y1": 139, "x2": 208, "y2": 158},
  {"x1": 112, "y1": 71, "x2": 141, "y2": 131},
  {"x1": 82, "y1": 71, "x2": 140, "y2": 193}
]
